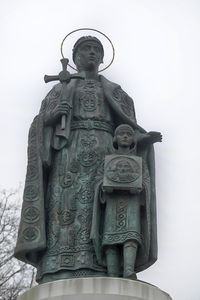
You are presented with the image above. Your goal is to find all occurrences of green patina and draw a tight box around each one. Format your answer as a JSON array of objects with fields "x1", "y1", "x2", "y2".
[{"x1": 14, "y1": 36, "x2": 162, "y2": 283}]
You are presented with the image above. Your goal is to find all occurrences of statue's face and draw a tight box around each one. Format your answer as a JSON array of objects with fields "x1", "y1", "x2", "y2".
[
  {"x1": 75, "y1": 41, "x2": 103, "y2": 71},
  {"x1": 116, "y1": 128, "x2": 134, "y2": 148}
]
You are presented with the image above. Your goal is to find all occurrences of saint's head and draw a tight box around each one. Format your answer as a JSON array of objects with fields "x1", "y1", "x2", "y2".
[{"x1": 73, "y1": 36, "x2": 104, "y2": 72}]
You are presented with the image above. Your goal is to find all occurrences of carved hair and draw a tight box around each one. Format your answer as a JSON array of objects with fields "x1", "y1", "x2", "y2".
[{"x1": 72, "y1": 36, "x2": 104, "y2": 63}]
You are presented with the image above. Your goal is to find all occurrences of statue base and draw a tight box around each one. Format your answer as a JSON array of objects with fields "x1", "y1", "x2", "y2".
[{"x1": 17, "y1": 277, "x2": 172, "y2": 300}]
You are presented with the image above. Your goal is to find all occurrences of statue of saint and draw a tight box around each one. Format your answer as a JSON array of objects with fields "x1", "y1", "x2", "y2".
[{"x1": 14, "y1": 36, "x2": 161, "y2": 284}]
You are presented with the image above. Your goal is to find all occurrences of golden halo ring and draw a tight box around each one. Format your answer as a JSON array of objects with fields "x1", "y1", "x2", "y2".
[{"x1": 60, "y1": 28, "x2": 115, "y2": 73}]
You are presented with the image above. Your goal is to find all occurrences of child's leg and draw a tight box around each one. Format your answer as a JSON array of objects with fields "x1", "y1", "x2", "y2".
[
  {"x1": 105, "y1": 245, "x2": 120, "y2": 277},
  {"x1": 123, "y1": 240, "x2": 138, "y2": 279}
]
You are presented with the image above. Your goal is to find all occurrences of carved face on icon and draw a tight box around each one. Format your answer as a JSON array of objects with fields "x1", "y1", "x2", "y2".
[{"x1": 116, "y1": 159, "x2": 134, "y2": 179}]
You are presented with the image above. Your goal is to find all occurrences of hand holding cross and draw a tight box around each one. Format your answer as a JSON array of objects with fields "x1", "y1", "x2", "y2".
[{"x1": 44, "y1": 58, "x2": 85, "y2": 129}]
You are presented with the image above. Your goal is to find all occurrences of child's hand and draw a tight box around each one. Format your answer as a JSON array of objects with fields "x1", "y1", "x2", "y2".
[{"x1": 147, "y1": 131, "x2": 162, "y2": 144}]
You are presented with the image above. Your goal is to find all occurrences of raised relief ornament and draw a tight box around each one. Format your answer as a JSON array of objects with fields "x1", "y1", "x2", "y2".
[{"x1": 103, "y1": 154, "x2": 142, "y2": 193}]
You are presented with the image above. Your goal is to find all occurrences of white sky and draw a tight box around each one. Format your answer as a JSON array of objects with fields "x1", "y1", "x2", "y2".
[{"x1": 0, "y1": 1, "x2": 200, "y2": 299}]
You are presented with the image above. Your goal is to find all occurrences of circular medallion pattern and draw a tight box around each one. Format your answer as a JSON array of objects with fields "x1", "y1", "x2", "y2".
[
  {"x1": 78, "y1": 149, "x2": 98, "y2": 167},
  {"x1": 23, "y1": 227, "x2": 39, "y2": 241},
  {"x1": 23, "y1": 206, "x2": 40, "y2": 223},
  {"x1": 24, "y1": 184, "x2": 38, "y2": 201},
  {"x1": 61, "y1": 172, "x2": 74, "y2": 188},
  {"x1": 61, "y1": 210, "x2": 75, "y2": 225},
  {"x1": 26, "y1": 164, "x2": 38, "y2": 181}
]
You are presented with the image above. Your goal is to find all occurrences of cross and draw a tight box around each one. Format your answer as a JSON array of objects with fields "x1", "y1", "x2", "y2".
[{"x1": 44, "y1": 58, "x2": 85, "y2": 129}]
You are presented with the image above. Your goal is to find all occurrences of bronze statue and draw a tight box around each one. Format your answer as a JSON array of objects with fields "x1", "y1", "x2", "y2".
[
  {"x1": 14, "y1": 35, "x2": 162, "y2": 283},
  {"x1": 102, "y1": 124, "x2": 160, "y2": 279}
]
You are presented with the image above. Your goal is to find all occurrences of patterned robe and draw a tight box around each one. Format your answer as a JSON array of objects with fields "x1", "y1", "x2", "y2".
[{"x1": 14, "y1": 75, "x2": 157, "y2": 282}]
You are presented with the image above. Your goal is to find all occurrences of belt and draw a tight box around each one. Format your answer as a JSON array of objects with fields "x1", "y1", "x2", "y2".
[{"x1": 71, "y1": 120, "x2": 114, "y2": 134}]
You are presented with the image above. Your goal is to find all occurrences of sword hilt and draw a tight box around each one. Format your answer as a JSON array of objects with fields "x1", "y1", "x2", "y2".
[
  {"x1": 44, "y1": 58, "x2": 85, "y2": 130},
  {"x1": 61, "y1": 58, "x2": 69, "y2": 71},
  {"x1": 44, "y1": 75, "x2": 59, "y2": 83}
]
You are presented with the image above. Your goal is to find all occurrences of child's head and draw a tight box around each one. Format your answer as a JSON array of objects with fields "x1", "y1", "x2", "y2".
[{"x1": 113, "y1": 124, "x2": 135, "y2": 149}]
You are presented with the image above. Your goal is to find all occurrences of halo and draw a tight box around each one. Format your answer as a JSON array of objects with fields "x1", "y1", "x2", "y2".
[{"x1": 60, "y1": 28, "x2": 115, "y2": 73}]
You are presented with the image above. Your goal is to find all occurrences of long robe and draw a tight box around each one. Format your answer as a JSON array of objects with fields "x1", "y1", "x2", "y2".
[{"x1": 14, "y1": 75, "x2": 157, "y2": 281}]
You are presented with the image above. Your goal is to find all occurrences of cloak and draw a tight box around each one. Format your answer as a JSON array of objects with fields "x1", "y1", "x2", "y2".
[{"x1": 14, "y1": 76, "x2": 157, "y2": 273}]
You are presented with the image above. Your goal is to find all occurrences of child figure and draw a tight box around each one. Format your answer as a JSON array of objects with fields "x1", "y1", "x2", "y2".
[{"x1": 102, "y1": 124, "x2": 161, "y2": 279}]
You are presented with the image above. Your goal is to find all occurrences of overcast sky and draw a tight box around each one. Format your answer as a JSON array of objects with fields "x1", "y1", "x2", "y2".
[{"x1": 0, "y1": 1, "x2": 200, "y2": 299}]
